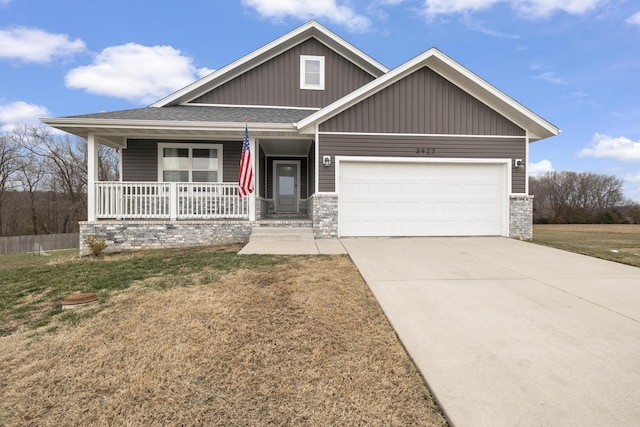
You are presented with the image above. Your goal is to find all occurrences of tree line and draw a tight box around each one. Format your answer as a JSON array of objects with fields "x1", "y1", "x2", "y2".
[
  {"x1": 0, "y1": 125, "x2": 117, "y2": 236},
  {"x1": 530, "y1": 171, "x2": 640, "y2": 224}
]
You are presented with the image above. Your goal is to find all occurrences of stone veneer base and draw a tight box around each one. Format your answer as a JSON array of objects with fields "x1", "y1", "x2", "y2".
[{"x1": 80, "y1": 220, "x2": 251, "y2": 255}]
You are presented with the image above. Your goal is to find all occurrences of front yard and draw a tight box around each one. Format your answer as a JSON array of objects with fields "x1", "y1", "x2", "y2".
[{"x1": 0, "y1": 246, "x2": 446, "y2": 426}]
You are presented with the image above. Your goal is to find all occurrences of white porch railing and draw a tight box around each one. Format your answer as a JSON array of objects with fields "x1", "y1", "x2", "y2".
[{"x1": 95, "y1": 182, "x2": 248, "y2": 220}]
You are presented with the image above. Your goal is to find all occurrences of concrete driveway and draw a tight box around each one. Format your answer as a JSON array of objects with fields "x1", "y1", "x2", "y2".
[{"x1": 341, "y1": 237, "x2": 640, "y2": 427}]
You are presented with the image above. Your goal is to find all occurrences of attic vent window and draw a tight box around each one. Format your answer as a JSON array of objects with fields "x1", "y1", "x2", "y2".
[{"x1": 300, "y1": 55, "x2": 325, "y2": 90}]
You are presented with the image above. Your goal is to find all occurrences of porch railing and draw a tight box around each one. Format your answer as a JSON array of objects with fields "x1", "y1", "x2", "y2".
[{"x1": 95, "y1": 182, "x2": 248, "y2": 220}]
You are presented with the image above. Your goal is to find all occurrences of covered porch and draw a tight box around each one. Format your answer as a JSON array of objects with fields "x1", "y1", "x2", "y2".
[
  {"x1": 42, "y1": 105, "x2": 328, "y2": 252},
  {"x1": 86, "y1": 136, "x2": 314, "y2": 222}
]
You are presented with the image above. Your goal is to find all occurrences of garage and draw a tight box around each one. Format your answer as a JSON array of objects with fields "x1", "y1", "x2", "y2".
[{"x1": 338, "y1": 159, "x2": 509, "y2": 237}]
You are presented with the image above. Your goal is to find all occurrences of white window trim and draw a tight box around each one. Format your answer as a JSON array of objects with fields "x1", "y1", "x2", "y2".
[
  {"x1": 157, "y1": 142, "x2": 223, "y2": 182},
  {"x1": 300, "y1": 55, "x2": 325, "y2": 90}
]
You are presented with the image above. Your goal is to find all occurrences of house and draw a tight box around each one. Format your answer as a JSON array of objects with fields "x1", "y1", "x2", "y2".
[{"x1": 42, "y1": 20, "x2": 560, "y2": 253}]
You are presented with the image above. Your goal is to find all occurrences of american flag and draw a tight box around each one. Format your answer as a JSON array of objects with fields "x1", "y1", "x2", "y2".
[{"x1": 238, "y1": 125, "x2": 254, "y2": 198}]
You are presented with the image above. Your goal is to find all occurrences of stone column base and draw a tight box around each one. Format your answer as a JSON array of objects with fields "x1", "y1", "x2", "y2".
[
  {"x1": 509, "y1": 195, "x2": 534, "y2": 240},
  {"x1": 311, "y1": 194, "x2": 338, "y2": 238}
]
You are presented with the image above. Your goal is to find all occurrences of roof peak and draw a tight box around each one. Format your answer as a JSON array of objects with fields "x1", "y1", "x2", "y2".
[{"x1": 150, "y1": 20, "x2": 389, "y2": 108}]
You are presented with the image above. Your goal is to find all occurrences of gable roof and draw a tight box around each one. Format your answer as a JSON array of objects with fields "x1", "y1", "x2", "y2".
[
  {"x1": 298, "y1": 48, "x2": 561, "y2": 141},
  {"x1": 150, "y1": 20, "x2": 389, "y2": 108}
]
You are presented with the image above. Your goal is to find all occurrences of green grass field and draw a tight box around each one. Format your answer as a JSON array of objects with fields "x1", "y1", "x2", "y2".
[{"x1": 533, "y1": 224, "x2": 640, "y2": 268}]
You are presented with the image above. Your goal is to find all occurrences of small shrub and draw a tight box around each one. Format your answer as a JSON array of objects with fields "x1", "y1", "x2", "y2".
[{"x1": 85, "y1": 235, "x2": 108, "y2": 257}]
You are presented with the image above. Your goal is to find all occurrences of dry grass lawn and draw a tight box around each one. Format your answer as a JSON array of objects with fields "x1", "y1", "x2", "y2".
[{"x1": 0, "y1": 249, "x2": 446, "y2": 426}]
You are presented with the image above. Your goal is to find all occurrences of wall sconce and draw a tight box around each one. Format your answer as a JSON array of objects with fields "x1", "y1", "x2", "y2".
[
  {"x1": 514, "y1": 159, "x2": 524, "y2": 169},
  {"x1": 323, "y1": 156, "x2": 331, "y2": 167}
]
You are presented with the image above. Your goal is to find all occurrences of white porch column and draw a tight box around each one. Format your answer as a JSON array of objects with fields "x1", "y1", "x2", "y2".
[
  {"x1": 249, "y1": 136, "x2": 256, "y2": 221},
  {"x1": 87, "y1": 133, "x2": 99, "y2": 221},
  {"x1": 118, "y1": 148, "x2": 123, "y2": 182},
  {"x1": 525, "y1": 129, "x2": 530, "y2": 195}
]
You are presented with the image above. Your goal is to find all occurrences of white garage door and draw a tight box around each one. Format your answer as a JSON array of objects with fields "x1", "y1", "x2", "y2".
[{"x1": 338, "y1": 160, "x2": 508, "y2": 237}]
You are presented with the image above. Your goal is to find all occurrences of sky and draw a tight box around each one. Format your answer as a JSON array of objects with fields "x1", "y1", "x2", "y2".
[{"x1": 1, "y1": 0, "x2": 640, "y2": 200}]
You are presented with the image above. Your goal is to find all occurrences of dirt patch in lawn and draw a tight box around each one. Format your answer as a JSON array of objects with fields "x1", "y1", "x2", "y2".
[{"x1": 0, "y1": 255, "x2": 446, "y2": 426}]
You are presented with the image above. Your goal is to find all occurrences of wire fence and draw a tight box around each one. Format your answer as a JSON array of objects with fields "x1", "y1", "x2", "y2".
[{"x1": 0, "y1": 233, "x2": 79, "y2": 255}]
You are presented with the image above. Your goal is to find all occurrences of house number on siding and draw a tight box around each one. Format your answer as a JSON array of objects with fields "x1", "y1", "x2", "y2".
[{"x1": 416, "y1": 148, "x2": 436, "y2": 155}]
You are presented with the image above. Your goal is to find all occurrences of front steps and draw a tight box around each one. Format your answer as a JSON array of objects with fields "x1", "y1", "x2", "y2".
[{"x1": 249, "y1": 226, "x2": 314, "y2": 242}]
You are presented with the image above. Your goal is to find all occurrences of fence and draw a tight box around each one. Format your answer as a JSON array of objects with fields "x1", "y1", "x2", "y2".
[{"x1": 0, "y1": 233, "x2": 79, "y2": 255}]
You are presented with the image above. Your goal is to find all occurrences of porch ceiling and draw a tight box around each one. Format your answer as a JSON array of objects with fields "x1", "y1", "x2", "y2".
[{"x1": 260, "y1": 139, "x2": 312, "y2": 156}]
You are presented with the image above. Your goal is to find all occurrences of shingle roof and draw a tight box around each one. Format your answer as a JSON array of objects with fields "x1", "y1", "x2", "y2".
[{"x1": 64, "y1": 105, "x2": 317, "y2": 124}]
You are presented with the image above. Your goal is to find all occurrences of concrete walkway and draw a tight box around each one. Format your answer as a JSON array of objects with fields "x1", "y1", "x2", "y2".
[
  {"x1": 342, "y1": 237, "x2": 640, "y2": 427},
  {"x1": 238, "y1": 238, "x2": 347, "y2": 255}
]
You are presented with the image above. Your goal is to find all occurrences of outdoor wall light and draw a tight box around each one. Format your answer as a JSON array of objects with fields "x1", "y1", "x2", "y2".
[
  {"x1": 323, "y1": 156, "x2": 331, "y2": 167},
  {"x1": 514, "y1": 159, "x2": 524, "y2": 168}
]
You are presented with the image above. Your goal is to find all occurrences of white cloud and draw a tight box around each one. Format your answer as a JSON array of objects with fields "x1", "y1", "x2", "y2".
[
  {"x1": 626, "y1": 12, "x2": 640, "y2": 25},
  {"x1": 419, "y1": 0, "x2": 603, "y2": 19},
  {"x1": 65, "y1": 43, "x2": 210, "y2": 105},
  {"x1": 528, "y1": 159, "x2": 554, "y2": 175},
  {"x1": 421, "y1": 0, "x2": 500, "y2": 18},
  {"x1": 242, "y1": 0, "x2": 371, "y2": 32},
  {"x1": 0, "y1": 101, "x2": 50, "y2": 133},
  {"x1": 463, "y1": 15, "x2": 520, "y2": 38},
  {"x1": 579, "y1": 133, "x2": 640, "y2": 161},
  {"x1": 532, "y1": 71, "x2": 566, "y2": 84},
  {"x1": 0, "y1": 27, "x2": 85, "y2": 63}
]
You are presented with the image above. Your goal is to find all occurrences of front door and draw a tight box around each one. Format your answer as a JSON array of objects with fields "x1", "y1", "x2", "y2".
[{"x1": 275, "y1": 161, "x2": 299, "y2": 213}]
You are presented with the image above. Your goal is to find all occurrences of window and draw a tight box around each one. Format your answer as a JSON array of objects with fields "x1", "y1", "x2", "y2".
[
  {"x1": 300, "y1": 55, "x2": 325, "y2": 90},
  {"x1": 158, "y1": 143, "x2": 222, "y2": 182}
]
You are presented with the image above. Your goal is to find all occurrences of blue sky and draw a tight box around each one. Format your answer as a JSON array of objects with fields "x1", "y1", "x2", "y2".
[{"x1": 1, "y1": 0, "x2": 640, "y2": 200}]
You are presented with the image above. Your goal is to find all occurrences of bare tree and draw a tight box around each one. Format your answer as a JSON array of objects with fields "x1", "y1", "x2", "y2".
[
  {"x1": 16, "y1": 151, "x2": 46, "y2": 234},
  {"x1": 0, "y1": 128, "x2": 21, "y2": 234},
  {"x1": 25, "y1": 127, "x2": 88, "y2": 232},
  {"x1": 530, "y1": 171, "x2": 625, "y2": 223}
]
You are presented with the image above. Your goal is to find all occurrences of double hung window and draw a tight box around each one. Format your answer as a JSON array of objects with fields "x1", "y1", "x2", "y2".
[
  {"x1": 158, "y1": 143, "x2": 222, "y2": 182},
  {"x1": 300, "y1": 55, "x2": 325, "y2": 90}
]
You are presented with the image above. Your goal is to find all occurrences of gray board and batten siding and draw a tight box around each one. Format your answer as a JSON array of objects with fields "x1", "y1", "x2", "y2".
[
  {"x1": 189, "y1": 38, "x2": 377, "y2": 109},
  {"x1": 320, "y1": 67, "x2": 526, "y2": 136},
  {"x1": 122, "y1": 140, "x2": 241, "y2": 183}
]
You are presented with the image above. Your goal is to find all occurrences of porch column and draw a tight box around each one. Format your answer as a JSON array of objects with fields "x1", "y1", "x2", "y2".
[
  {"x1": 249, "y1": 136, "x2": 256, "y2": 221},
  {"x1": 87, "y1": 133, "x2": 99, "y2": 221}
]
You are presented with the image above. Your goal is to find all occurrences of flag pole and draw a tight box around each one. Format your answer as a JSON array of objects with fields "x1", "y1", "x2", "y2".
[{"x1": 238, "y1": 117, "x2": 255, "y2": 202}]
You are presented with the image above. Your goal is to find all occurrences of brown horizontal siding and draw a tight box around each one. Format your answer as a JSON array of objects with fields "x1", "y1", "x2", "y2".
[
  {"x1": 318, "y1": 134, "x2": 526, "y2": 193},
  {"x1": 320, "y1": 67, "x2": 525, "y2": 136},
  {"x1": 190, "y1": 38, "x2": 376, "y2": 109},
  {"x1": 123, "y1": 139, "x2": 241, "y2": 182},
  {"x1": 122, "y1": 140, "x2": 157, "y2": 181}
]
